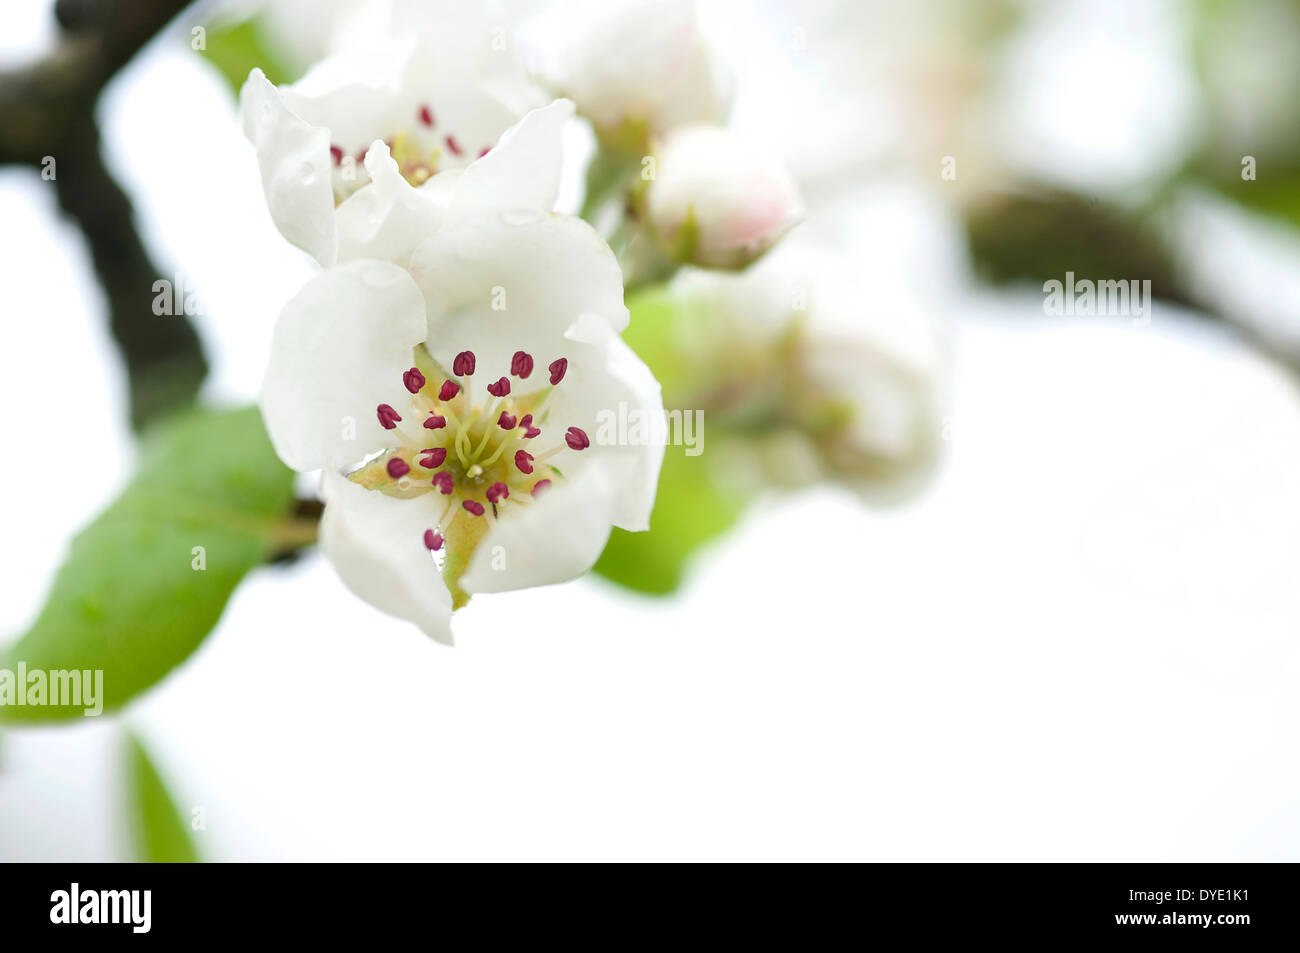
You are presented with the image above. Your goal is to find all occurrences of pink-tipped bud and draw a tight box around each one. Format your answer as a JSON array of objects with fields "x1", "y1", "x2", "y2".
[
  {"x1": 418, "y1": 104, "x2": 435, "y2": 127},
  {"x1": 486, "y1": 482, "x2": 509, "y2": 504},
  {"x1": 419, "y1": 447, "x2": 447, "y2": 469},
  {"x1": 403, "y1": 367, "x2": 426, "y2": 394},
  {"x1": 565, "y1": 427, "x2": 590, "y2": 450},
  {"x1": 486, "y1": 377, "x2": 510, "y2": 398},
  {"x1": 548, "y1": 358, "x2": 568, "y2": 385},
  {"x1": 453, "y1": 350, "x2": 476, "y2": 376},
  {"x1": 511, "y1": 351, "x2": 534, "y2": 378},
  {"x1": 423, "y1": 414, "x2": 446, "y2": 430},
  {"x1": 423, "y1": 529, "x2": 443, "y2": 551},
  {"x1": 377, "y1": 404, "x2": 402, "y2": 429},
  {"x1": 498, "y1": 411, "x2": 517, "y2": 430},
  {"x1": 462, "y1": 499, "x2": 485, "y2": 516},
  {"x1": 386, "y1": 458, "x2": 411, "y2": 479},
  {"x1": 515, "y1": 450, "x2": 534, "y2": 474},
  {"x1": 432, "y1": 471, "x2": 454, "y2": 494},
  {"x1": 438, "y1": 380, "x2": 460, "y2": 401},
  {"x1": 531, "y1": 479, "x2": 552, "y2": 498}
]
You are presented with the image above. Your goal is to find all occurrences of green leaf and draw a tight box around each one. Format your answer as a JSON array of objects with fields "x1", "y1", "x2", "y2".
[
  {"x1": 125, "y1": 732, "x2": 200, "y2": 863},
  {"x1": 593, "y1": 448, "x2": 748, "y2": 595},
  {"x1": 197, "y1": 16, "x2": 299, "y2": 95},
  {"x1": 0, "y1": 406, "x2": 296, "y2": 722}
]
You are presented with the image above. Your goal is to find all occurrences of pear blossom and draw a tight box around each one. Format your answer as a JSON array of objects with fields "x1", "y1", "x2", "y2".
[
  {"x1": 525, "y1": 0, "x2": 732, "y2": 146},
  {"x1": 645, "y1": 124, "x2": 802, "y2": 269},
  {"x1": 240, "y1": 28, "x2": 540, "y2": 266},
  {"x1": 260, "y1": 102, "x2": 665, "y2": 643},
  {"x1": 667, "y1": 255, "x2": 943, "y2": 498}
]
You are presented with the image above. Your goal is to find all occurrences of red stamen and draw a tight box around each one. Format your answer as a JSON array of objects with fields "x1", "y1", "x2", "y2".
[
  {"x1": 330, "y1": 144, "x2": 343, "y2": 165},
  {"x1": 419, "y1": 447, "x2": 447, "y2": 469},
  {"x1": 376, "y1": 404, "x2": 402, "y2": 429},
  {"x1": 511, "y1": 351, "x2": 534, "y2": 378},
  {"x1": 565, "y1": 427, "x2": 590, "y2": 450},
  {"x1": 418, "y1": 104, "x2": 435, "y2": 127},
  {"x1": 432, "y1": 472, "x2": 454, "y2": 494},
  {"x1": 498, "y1": 411, "x2": 517, "y2": 430},
  {"x1": 445, "y1": 134, "x2": 463, "y2": 156},
  {"x1": 549, "y1": 358, "x2": 568, "y2": 385},
  {"x1": 423, "y1": 529, "x2": 443, "y2": 551},
  {"x1": 453, "y1": 350, "x2": 476, "y2": 376},
  {"x1": 463, "y1": 499, "x2": 485, "y2": 516},
  {"x1": 486, "y1": 377, "x2": 510, "y2": 398},
  {"x1": 438, "y1": 380, "x2": 460, "y2": 401},
  {"x1": 530, "y1": 479, "x2": 552, "y2": 498},
  {"x1": 519, "y1": 414, "x2": 541, "y2": 439},
  {"x1": 486, "y1": 482, "x2": 509, "y2": 504},
  {"x1": 423, "y1": 414, "x2": 446, "y2": 430},
  {"x1": 386, "y1": 458, "x2": 411, "y2": 479},
  {"x1": 515, "y1": 450, "x2": 534, "y2": 474},
  {"x1": 403, "y1": 367, "x2": 426, "y2": 394}
]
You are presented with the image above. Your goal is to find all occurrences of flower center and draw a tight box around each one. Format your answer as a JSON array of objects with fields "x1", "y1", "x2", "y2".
[
  {"x1": 348, "y1": 348, "x2": 585, "y2": 562},
  {"x1": 328, "y1": 103, "x2": 493, "y2": 203}
]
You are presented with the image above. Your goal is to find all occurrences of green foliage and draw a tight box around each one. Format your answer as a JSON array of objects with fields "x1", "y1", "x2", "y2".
[
  {"x1": 594, "y1": 448, "x2": 748, "y2": 595},
  {"x1": 198, "y1": 16, "x2": 298, "y2": 94},
  {"x1": 125, "y1": 733, "x2": 200, "y2": 863},
  {"x1": 0, "y1": 407, "x2": 295, "y2": 722}
]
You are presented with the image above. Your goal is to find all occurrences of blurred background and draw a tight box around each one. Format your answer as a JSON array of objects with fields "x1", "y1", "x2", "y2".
[{"x1": 2, "y1": 0, "x2": 1299, "y2": 860}]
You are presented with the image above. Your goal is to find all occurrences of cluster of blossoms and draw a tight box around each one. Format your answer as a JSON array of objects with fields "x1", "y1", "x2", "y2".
[
  {"x1": 245, "y1": 71, "x2": 664, "y2": 641},
  {"x1": 242, "y1": 0, "x2": 942, "y2": 639}
]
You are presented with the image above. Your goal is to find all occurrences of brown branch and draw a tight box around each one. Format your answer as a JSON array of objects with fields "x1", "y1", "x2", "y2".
[{"x1": 0, "y1": 0, "x2": 207, "y2": 429}]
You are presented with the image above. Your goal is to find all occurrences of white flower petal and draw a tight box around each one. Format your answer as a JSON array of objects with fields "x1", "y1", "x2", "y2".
[
  {"x1": 320, "y1": 469, "x2": 454, "y2": 643},
  {"x1": 444, "y1": 99, "x2": 575, "y2": 218},
  {"x1": 335, "y1": 141, "x2": 450, "y2": 266},
  {"x1": 461, "y1": 464, "x2": 619, "y2": 594},
  {"x1": 409, "y1": 212, "x2": 628, "y2": 378},
  {"x1": 240, "y1": 68, "x2": 337, "y2": 266},
  {"x1": 261, "y1": 260, "x2": 427, "y2": 472},
  {"x1": 550, "y1": 313, "x2": 667, "y2": 532}
]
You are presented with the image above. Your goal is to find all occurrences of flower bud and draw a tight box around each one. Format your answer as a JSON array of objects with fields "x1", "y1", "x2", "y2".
[{"x1": 646, "y1": 125, "x2": 801, "y2": 269}]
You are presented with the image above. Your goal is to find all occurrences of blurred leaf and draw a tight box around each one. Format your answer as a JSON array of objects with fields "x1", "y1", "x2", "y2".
[
  {"x1": 0, "y1": 407, "x2": 295, "y2": 722},
  {"x1": 125, "y1": 732, "x2": 200, "y2": 863},
  {"x1": 197, "y1": 16, "x2": 297, "y2": 95},
  {"x1": 593, "y1": 448, "x2": 747, "y2": 595},
  {"x1": 964, "y1": 189, "x2": 1195, "y2": 309}
]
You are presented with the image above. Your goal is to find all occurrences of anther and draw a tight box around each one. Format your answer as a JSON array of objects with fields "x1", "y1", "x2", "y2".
[
  {"x1": 377, "y1": 404, "x2": 402, "y2": 429},
  {"x1": 419, "y1": 447, "x2": 447, "y2": 469},
  {"x1": 438, "y1": 380, "x2": 460, "y2": 401},
  {"x1": 423, "y1": 529, "x2": 443, "y2": 551},
  {"x1": 463, "y1": 499, "x2": 485, "y2": 516},
  {"x1": 515, "y1": 450, "x2": 534, "y2": 474},
  {"x1": 486, "y1": 377, "x2": 510, "y2": 398},
  {"x1": 531, "y1": 479, "x2": 552, "y2": 497},
  {"x1": 403, "y1": 367, "x2": 426, "y2": 394},
  {"x1": 423, "y1": 414, "x2": 446, "y2": 430},
  {"x1": 486, "y1": 482, "x2": 509, "y2": 504},
  {"x1": 386, "y1": 458, "x2": 411, "y2": 479},
  {"x1": 519, "y1": 414, "x2": 541, "y2": 438},
  {"x1": 498, "y1": 411, "x2": 517, "y2": 430},
  {"x1": 511, "y1": 351, "x2": 534, "y2": 378},
  {"x1": 432, "y1": 472, "x2": 454, "y2": 494},
  {"x1": 418, "y1": 104, "x2": 435, "y2": 127},
  {"x1": 549, "y1": 358, "x2": 568, "y2": 385},
  {"x1": 453, "y1": 351, "x2": 476, "y2": 376},
  {"x1": 565, "y1": 427, "x2": 590, "y2": 450},
  {"x1": 330, "y1": 145, "x2": 343, "y2": 165},
  {"x1": 445, "y1": 134, "x2": 463, "y2": 156}
]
